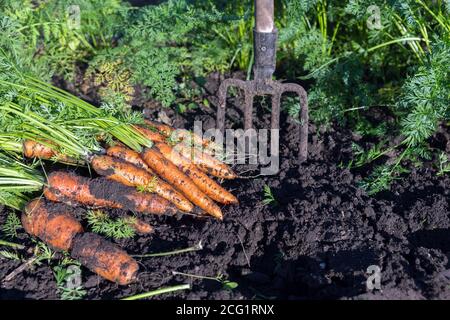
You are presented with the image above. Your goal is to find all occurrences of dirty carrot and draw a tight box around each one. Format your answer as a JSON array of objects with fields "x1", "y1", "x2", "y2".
[
  {"x1": 22, "y1": 198, "x2": 83, "y2": 251},
  {"x1": 44, "y1": 171, "x2": 178, "y2": 215},
  {"x1": 106, "y1": 145, "x2": 152, "y2": 172},
  {"x1": 144, "y1": 120, "x2": 215, "y2": 148},
  {"x1": 21, "y1": 199, "x2": 138, "y2": 285},
  {"x1": 141, "y1": 148, "x2": 223, "y2": 220},
  {"x1": 71, "y1": 232, "x2": 139, "y2": 285},
  {"x1": 23, "y1": 140, "x2": 79, "y2": 164},
  {"x1": 144, "y1": 120, "x2": 222, "y2": 155},
  {"x1": 133, "y1": 125, "x2": 167, "y2": 143},
  {"x1": 126, "y1": 217, "x2": 154, "y2": 234},
  {"x1": 155, "y1": 142, "x2": 238, "y2": 204},
  {"x1": 174, "y1": 143, "x2": 236, "y2": 179},
  {"x1": 91, "y1": 154, "x2": 194, "y2": 212}
]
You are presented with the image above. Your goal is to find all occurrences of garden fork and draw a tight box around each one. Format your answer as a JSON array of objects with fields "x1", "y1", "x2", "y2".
[{"x1": 217, "y1": 0, "x2": 309, "y2": 164}]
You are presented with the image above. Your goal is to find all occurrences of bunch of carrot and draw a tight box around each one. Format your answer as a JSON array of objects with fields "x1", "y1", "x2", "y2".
[
  {"x1": 23, "y1": 120, "x2": 238, "y2": 220},
  {"x1": 18, "y1": 120, "x2": 238, "y2": 285}
]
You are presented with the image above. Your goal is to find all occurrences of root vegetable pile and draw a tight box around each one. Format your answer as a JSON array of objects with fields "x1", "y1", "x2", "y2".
[
  {"x1": 16, "y1": 120, "x2": 238, "y2": 284},
  {"x1": 22, "y1": 199, "x2": 138, "y2": 285}
]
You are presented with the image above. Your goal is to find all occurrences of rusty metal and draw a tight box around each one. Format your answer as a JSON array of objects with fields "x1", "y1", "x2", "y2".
[{"x1": 216, "y1": 0, "x2": 309, "y2": 165}]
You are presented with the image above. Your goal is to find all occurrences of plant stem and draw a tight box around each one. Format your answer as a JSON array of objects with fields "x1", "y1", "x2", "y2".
[
  {"x1": 0, "y1": 240, "x2": 24, "y2": 250},
  {"x1": 132, "y1": 241, "x2": 203, "y2": 258},
  {"x1": 367, "y1": 37, "x2": 425, "y2": 53},
  {"x1": 121, "y1": 284, "x2": 190, "y2": 300},
  {"x1": 172, "y1": 271, "x2": 219, "y2": 282}
]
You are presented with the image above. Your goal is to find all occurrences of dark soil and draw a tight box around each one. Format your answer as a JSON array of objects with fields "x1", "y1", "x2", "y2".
[{"x1": 1, "y1": 75, "x2": 450, "y2": 300}]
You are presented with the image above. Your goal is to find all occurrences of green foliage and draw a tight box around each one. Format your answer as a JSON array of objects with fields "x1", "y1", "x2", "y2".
[
  {"x1": 53, "y1": 261, "x2": 87, "y2": 300},
  {"x1": 33, "y1": 241, "x2": 55, "y2": 265},
  {"x1": 0, "y1": 249, "x2": 21, "y2": 261},
  {"x1": 1, "y1": 212, "x2": 21, "y2": 238},
  {"x1": 0, "y1": 0, "x2": 448, "y2": 195},
  {"x1": 437, "y1": 152, "x2": 450, "y2": 176},
  {"x1": 88, "y1": 0, "x2": 223, "y2": 107},
  {"x1": 0, "y1": 0, "x2": 128, "y2": 79},
  {"x1": 262, "y1": 185, "x2": 277, "y2": 206},
  {"x1": 398, "y1": 39, "x2": 450, "y2": 148},
  {"x1": 87, "y1": 210, "x2": 135, "y2": 240},
  {"x1": 0, "y1": 152, "x2": 44, "y2": 210}
]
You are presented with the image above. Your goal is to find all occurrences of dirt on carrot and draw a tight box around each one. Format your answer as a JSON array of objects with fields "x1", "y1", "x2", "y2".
[
  {"x1": 22, "y1": 199, "x2": 83, "y2": 251},
  {"x1": 174, "y1": 143, "x2": 236, "y2": 179},
  {"x1": 141, "y1": 147, "x2": 223, "y2": 220},
  {"x1": 155, "y1": 142, "x2": 238, "y2": 204},
  {"x1": 126, "y1": 217, "x2": 154, "y2": 234},
  {"x1": 106, "y1": 145, "x2": 152, "y2": 172},
  {"x1": 45, "y1": 171, "x2": 178, "y2": 215},
  {"x1": 144, "y1": 120, "x2": 222, "y2": 156},
  {"x1": 71, "y1": 232, "x2": 139, "y2": 285},
  {"x1": 92, "y1": 154, "x2": 194, "y2": 212},
  {"x1": 134, "y1": 125, "x2": 167, "y2": 143},
  {"x1": 23, "y1": 140, "x2": 80, "y2": 164}
]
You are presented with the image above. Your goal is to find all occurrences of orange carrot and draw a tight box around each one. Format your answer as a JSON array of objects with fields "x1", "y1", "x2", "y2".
[
  {"x1": 23, "y1": 140, "x2": 79, "y2": 164},
  {"x1": 174, "y1": 144, "x2": 236, "y2": 179},
  {"x1": 126, "y1": 217, "x2": 154, "y2": 234},
  {"x1": 144, "y1": 120, "x2": 222, "y2": 155},
  {"x1": 133, "y1": 125, "x2": 167, "y2": 143},
  {"x1": 22, "y1": 199, "x2": 83, "y2": 251},
  {"x1": 71, "y1": 232, "x2": 139, "y2": 285},
  {"x1": 106, "y1": 145, "x2": 152, "y2": 172},
  {"x1": 141, "y1": 148, "x2": 223, "y2": 220},
  {"x1": 91, "y1": 155, "x2": 193, "y2": 212},
  {"x1": 44, "y1": 171, "x2": 178, "y2": 215},
  {"x1": 22, "y1": 199, "x2": 138, "y2": 285},
  {"x1": 155, "y1": 142, "x2": 238, "y2": 204}
]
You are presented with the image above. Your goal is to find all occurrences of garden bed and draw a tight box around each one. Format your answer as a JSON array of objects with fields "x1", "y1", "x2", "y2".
[{"x1": 1, "y1": 78, "x2": 450, "y2": 300}]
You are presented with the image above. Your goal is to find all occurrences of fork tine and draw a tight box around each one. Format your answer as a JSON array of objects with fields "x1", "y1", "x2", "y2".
[
  {"x1": 270, "y1": 92, "x2": 281, "y2": 130},
  {"x1": 217, "y1": 78, "x2": 249, "y2": 134},
  {"x1": 280, "y1": 83, "x2": 309, "y2": 164},
  {"x1": 244, "y1": 92, "x2": 255, "y2": 131}
]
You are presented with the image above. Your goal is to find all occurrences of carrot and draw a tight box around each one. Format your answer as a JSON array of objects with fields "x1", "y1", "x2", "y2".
[
  {"x1": 144, "y1": 120, "x2": 214, "y2": 148},
  {"x1": 71, "y1": 232, "x2": 138, "y2": 285},
  {"x1": 143, "y1": 120, "x2": 174, "y2": 138},
  {"x1": 155, "y1": 142, "x2": 238, "y2": 204},
  {"x1": 126, "y1": 217, "x2": 154, "y2": 234},
  {"x1": 174, "y1": 143, "x2": 236, "y2": 179},
  {"x1": 91, "y1": 155, "x2": 154, "y2": 188},
  {"x1": 22, "y1": 199, "x2": 138, "y2": 285},
  {"x1": 133, "y1": 125, "x2": 167, "y2": 143},
  {"x1": 91, "y1": 154, "x2": 193, "y2": 212},
  {"x1": 106, "y1": 145, "x2": 152, "y2": 172},
  {"x1": 22, "y1": 199, "x2": 83, "y2": 251},
  {"x1": 23, "y1": 140, "x2": 79, "y2": 164},
  {"x1": 44, "y1": 171, "x2": 178, "y2": 215},
  {"x1": 141, "y1": 148, "x2": 223, "y2": 220},
  {"x1": 144, "y1": 120, "x2": 222, "y2": 155}
]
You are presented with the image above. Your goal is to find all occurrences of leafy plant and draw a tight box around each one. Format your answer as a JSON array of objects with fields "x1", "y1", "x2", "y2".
[
  {"x1": 437, "y1": 152, "x2": 450, "y2": 176},
  {"x1": 87, "y1": 210, "x2": 135, "y2": 240},
  {"x1": 0, "y1": 0, "x2": 128, "y2": 80},
  {"x1": 0, "y1": 249, "x2": 21, "y2": 261},
  {"x1": 262, "y1": 184, "x2": 277, "y2": 206},
  {"x1": 33, "y1": 241, "x2": 55, "y2": 265},
  {"x1": 0, "y1": 152, "x2": 44, "y2": 210},
  {"x1": 53, "y1": 261, "x2": 87, "y2": 300},
  {"x1": 1, "y1": 212, "x2": 21, "y2": 238}
]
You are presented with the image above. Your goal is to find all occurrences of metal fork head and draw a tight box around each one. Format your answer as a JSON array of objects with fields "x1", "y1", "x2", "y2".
[{"x1": 217, "y1": 78, "x2": 309, "y2": 165}]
